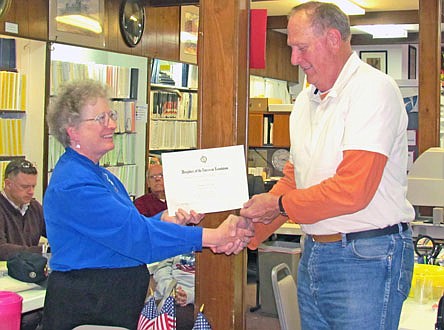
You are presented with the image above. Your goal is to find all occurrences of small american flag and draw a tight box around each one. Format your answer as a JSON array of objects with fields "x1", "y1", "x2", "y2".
[
  {"x1": 192, "y1": 311, "x2": 212, "y2": 330},
  {"x1": 137, "y1": 296, "x2": 158, "y2": 330},
  {"x1": 137, "y1": 295, "x2": 176, "y2": 330}
]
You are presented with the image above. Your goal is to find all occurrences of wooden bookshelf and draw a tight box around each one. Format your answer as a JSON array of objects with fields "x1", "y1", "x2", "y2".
[
  {"x1": 148, "y1": 59, "x2": 198, "y2": 151},
  {"x1": 248, "y1": 112, "x2": 290, "y2": 148}
]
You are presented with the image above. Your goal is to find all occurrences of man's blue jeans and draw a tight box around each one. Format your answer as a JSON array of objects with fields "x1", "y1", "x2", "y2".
[{"x1": 298, "y1": 226, "x2": 414, "y2": 330}]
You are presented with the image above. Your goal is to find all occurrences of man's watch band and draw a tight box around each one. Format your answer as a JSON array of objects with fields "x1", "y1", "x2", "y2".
[{"x1": 278, "y1": 195, "x2": 288, "y2": 217}]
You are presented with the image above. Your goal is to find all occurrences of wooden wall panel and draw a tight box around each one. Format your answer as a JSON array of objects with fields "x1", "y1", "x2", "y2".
[
  {"x1": 250, "y1": 29, "x2": 298, "y2": 83},
  {"x1": 418, "y1": 0, "x2": 441, "y2": 153},
  {"x1": 0, "y1": 0, "x2": 48, "y2": 40},
  {"x1": 196, "y1": 0, "x2": 249, "y2": 329},
  {"x1": 144, "y1": 6, "x2": 180, "y2": 61}
]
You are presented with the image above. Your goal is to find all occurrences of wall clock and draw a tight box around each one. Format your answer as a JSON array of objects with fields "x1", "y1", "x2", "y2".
[
  {"x1": 271, "y1": 148, "x2": 290, "y2": 172},
  {"x1": 119, "y1": 0, "x2": 145, "y2": 47},
  {"x1": 0, "y1": 0, "x2": 11, "y2": 19}
]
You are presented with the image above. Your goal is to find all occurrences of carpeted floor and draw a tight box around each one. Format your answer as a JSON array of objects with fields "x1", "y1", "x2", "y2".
[
  {"x1": 245, "y1": 265, "x2": 281, "y2": 330},
  {"x1": 245, "y1": 282, "x2": 280, "y2": 330}
]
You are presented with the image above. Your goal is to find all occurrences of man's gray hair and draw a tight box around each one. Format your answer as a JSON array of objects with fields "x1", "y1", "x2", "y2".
[{"x1": 289, "y1": 1, "x2": 351, "y2": 41}]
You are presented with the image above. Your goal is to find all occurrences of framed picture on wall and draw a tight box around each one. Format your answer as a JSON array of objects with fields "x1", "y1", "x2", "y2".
[
  {"x1": 408, "y1": 45, "x2": 417, "y2": 79},
  {"x1": 49, "y1": 0, "x2": 105, "y2": 49},
  {"x1": 179, "y1": 5, "x2": 199, "y2": 64},
  {"x1": 359, "y1": 50, "x2": 388, "y2": 74}
]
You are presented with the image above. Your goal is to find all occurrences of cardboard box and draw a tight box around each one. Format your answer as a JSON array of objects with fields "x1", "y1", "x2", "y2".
[{"x1": 249, "y1": 98, "x2": 268, "y2": 112}]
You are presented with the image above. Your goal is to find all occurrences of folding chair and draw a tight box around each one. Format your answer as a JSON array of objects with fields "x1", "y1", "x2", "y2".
[{"x1": 271, "y1": 263, "x2": 301, "y2": 330}]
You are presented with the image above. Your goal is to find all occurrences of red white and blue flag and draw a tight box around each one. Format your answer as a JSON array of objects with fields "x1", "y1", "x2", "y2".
[
  {"x1": 137, "y1": 295, "x2": 176, "y2": 330},
  {"x1": 192, "y1": 311, "x2": 212, "y2": 330}
]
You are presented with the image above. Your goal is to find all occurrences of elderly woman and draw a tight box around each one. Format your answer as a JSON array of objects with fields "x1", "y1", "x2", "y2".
[{"x1": 42, "y1": 79, "x2": 253, "y2": 330}]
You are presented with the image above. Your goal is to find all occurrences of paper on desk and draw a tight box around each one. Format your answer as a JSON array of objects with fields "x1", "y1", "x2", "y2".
[
  {"x1": 0, "y1": 276, "x2": 40, "y2": 292},
  {"x1": 162, "y1": 145, "x2": 249, "y2": 215}
]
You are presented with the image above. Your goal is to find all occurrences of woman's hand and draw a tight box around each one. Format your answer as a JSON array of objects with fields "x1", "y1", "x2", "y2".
[{"x1": 161, "y1": 209, "x2": 205, "y2": 225}]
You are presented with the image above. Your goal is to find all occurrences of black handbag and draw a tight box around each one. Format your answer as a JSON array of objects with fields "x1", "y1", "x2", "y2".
[{"x1": 7, "y1": 251, "x2": 48, "y2": 285}]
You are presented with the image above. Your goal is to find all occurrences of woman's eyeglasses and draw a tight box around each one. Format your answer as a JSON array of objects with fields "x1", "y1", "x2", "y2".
[{"x1": 81, "y1": 110, "x2": 118, "y2": 126}]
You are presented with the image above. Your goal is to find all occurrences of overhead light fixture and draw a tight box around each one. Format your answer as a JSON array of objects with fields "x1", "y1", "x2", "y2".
[
  {"x1": 354, "y1": 24, "x2": 408, "y2": 39},
  {"x1": 55, "y1": 15, "x2": 102, "y2": 34},
  {"x1": 300, "y1": 0, "x2": 365, "y2": 15}
]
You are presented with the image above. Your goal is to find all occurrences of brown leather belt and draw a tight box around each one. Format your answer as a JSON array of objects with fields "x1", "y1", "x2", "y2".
[
  {"x1": 310, "y1": 223, "x2": 409, "y2": 243},
  {"x1": 311, "y1": 233, "x2": 343, "y2": 243}
]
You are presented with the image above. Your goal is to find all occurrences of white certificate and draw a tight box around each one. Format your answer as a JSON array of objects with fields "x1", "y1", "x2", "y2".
[{"x1": 162, "y1": 145, "x2": 249, "y2": 215}]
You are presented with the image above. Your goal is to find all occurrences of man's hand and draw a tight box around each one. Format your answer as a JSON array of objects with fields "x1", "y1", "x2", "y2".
[
  {"x1": 175, "y1": 286, "x2": 188, "y2": 307},
  {"x1": 240, "y1": 193, "x2": 281, "y2": 224}
]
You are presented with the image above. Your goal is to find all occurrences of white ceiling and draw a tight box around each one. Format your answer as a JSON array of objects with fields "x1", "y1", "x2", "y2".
[
  {"x1": 251, "y1": 0, "x2": 421, "y2": 36},
  {"x1": 250, "y1": 0, "x2": 419, "y2": 16}
]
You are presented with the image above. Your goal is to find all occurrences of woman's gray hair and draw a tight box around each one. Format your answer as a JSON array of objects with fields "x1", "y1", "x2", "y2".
[
  {"x1": 47, "y1": 79, "x2": 110, "y2": 147},
  {"x1": 289, "y1": 1, "x2": 351, "y2": 41}
]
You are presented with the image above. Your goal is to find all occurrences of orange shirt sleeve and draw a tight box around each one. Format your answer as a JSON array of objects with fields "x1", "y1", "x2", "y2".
[
  {"x1": 248, "y1": 150, "x2": 387, "y2": 250},
  {"x1": 247, "y1": 161, "x2": 296, "y2": 249}
]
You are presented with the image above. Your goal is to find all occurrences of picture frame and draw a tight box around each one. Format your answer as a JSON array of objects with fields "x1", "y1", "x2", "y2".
[
  {"x1": 359, "y1": 50, "x2": 388, "y2": 74},
  {"x1": 49, "y1": 0, "x2": 105, "y2": 49},
  {"x1": 408, "y1": 45, "x2": 417, "y2": 79},
  {"x1": 179, "y1": 5, "x2": 199, "y2": 64}
]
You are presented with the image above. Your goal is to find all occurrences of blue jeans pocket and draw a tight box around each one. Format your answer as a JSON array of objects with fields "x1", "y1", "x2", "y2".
[{"x1": 398, "y1": 237, "x2": 414, "y2": 298}]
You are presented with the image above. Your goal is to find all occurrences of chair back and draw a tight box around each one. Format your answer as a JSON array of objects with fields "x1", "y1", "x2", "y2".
[
  {"x1": 247, "y1": 174, "x2": 265, "y2": 197},
  {"x1": 271, "y1": 263, "x2": 301, "y2": 330}
]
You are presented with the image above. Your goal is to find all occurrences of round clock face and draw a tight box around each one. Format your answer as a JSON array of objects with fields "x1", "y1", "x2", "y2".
[
  {"x1": 119, "y1": 0, "x2": 145, "y2": 47},
  {"x1": 271, "y1": 149, "x2": 290, "y2": 172}
]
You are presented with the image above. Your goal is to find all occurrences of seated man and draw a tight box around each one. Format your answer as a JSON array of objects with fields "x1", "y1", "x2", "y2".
[
  {"x1": 153, "y1": 253, "x2": 195, "y2": 330},
  {"x1": 134, "y1": 164, "x2": 166, "y2": 217},
  {"x1": 0, "y1": 159, "x2": 46, "y2": 260},
  {"x1": 0, "y1": 159, "x2": 46, "y2": 330},
  {"x1": 134, "y1": 164, "x2": 195, "y2": 330}
]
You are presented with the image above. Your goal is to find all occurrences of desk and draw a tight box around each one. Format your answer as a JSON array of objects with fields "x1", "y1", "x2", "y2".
[
  {"x1": 274, "y1": 222, "x2": 303, "y2": 236},
  {"x1": 17, "y1": 287, "x2": 46, "y2": 313},
  {"x1": 0, "y1": 274, "x2": 46, "y2": 313}
]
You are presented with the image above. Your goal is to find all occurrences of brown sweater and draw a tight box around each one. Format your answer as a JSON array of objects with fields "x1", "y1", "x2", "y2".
[{"x1": 0, "y1": 193, "x2": 46, "y2": 260}]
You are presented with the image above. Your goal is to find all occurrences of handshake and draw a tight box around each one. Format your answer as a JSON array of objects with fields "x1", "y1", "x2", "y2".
[
  {"x1": 162, "y1": 210, "x2": 255, "y2": 255},
  {"x1": 204, "y1": 215, "x2": 255, "y2": 255}
]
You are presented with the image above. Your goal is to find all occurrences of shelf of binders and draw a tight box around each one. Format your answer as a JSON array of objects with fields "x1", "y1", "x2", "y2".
[
  {"x1": 149, "y1": 59, "x2": 198, "y2": 151},
  {"x1": 0, "y1": 37, "x2": 27, "y2": 159}
]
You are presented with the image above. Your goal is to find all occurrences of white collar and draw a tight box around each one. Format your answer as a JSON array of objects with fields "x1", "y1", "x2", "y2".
[{"x1": 1, "y1": 191, "x2": 30, "y2": 216}]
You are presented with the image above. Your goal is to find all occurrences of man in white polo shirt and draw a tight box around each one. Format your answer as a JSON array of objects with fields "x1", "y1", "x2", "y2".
[{"x1": 240, "y1": 2, "x2": 415, "y2": 330}]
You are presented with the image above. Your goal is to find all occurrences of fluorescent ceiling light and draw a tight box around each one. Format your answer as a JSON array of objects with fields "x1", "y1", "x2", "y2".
[
  {"x1": 55, "y1": 15, "x2": 102, "y2": 34},
  {"x1": 354, "y1": 24, "x2": 408, "y2": 38},
  {"x1": 300, "y1": 0, "x2": 365, "y2": 15}
]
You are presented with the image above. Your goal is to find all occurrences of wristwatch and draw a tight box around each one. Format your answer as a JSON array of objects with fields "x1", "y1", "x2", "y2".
[{"x1": 278, "y1": 195, "x2": 288, "y2": 217}]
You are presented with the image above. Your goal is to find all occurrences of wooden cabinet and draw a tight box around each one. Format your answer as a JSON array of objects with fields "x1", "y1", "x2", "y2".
[
  {"x1": 250, "y1": 30, "x2": 299, "y2": 83},
  {"x1": 248, "y1": 112, "x2": 290, "y2": 148}
]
